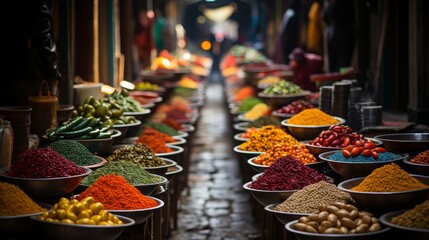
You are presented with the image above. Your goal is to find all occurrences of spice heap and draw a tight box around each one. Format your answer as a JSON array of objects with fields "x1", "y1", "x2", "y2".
[
  {"x1": 247, "y1": 115, "x2": 281, "y2": 128},
  {"x1": 410, "y1": 150, "x2": 429, "y2": 164},
  {"x1": 6, "y1": 148, "x2": 86, "y2": 178},
  {"x1": 49, "y1": 140, "x2": 101, "y2": 166},
  {"x1": 161, "y1": 118, "x2": 182, "y2": 131},
  {"x1": 80, "y1": 160, "x2": 163, "y2": 186},
  {"x1": 239, "y1": 125, "x2": 298, "y2": 152},
  {"x1": 233, "y1": 86, "x2": 255, "y2": 102},
  {"x1": 391, "y1": 200, "x2": 429, "y2": 229},
  {"x1": 136, "y1": 127, "x2": 174, "y2": 153},
  {"x1": 274, "y1": 181, "x2": 353, "y2": 214},
  {"x1": 287, "y1": 108, "x2": 339, "y2": 125},
  {"x1": 252, "y1": 142, "x2": 317, "y2": 166},
  {"x1": 38, "y1": 196, "x2": 124, "y2": 225},
  {"x1": 239, "y1": 127, "x2": 258, "y2": 138},
  {"x1": 142, "y1": 122, "x2": 179, "y2": 136},
  {"x1": 243, "y1": 103, "x2": 270, "y2": 120},
  {"x1": 0, "y1": 182, "x2": 46, "y2": 216},
  {"x1": 351, "y1": 163, "x2": 428, "y2": 192},
  {"x1": 107, "y1": 143, "x2": 166, "y2": 167},
  {"x1": 276, "y1": 99, "x2": 315, "y2": 115},
  {"x1": 291, "y1": 202, "x2": 382, "y2": 234},
  {"x1": 77, "y1": 174, "x2": 158, "y2": 210},
  {"x1": 238, "y1": 97, "x2": 263, "y2": 113},
  {"x1": 309, "y1": 124, "x2": 365, "y2": 148},
  {"x1": 249, "y1": 156, "x2": 329, "y2": 190}
]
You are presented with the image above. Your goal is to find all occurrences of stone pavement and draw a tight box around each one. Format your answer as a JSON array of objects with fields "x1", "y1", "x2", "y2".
[{"x1": 169, "y1": 82, "x2": 262, "y2": 240}]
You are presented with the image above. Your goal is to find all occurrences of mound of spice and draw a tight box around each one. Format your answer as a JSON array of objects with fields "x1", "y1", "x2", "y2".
[
  {"x1": 239, "y1": 125, "x2": 298, "y2": 152},
  {"x1": 243, "y1": 103, "x2": 270, "y2": 120},
  {"x1": 0, "y1": 182, "x2": 46, "y2": 216},
  {"x1": 287, "y1": 108, "x2": 339, "y2": 125},
  {"x1": 249, "y1": 156, "x2": 329, "y2": 190},
  {"x1": 351, "y1": 163, "x2": 428, "y2": 192},
  {"x1": 49, "y1": 140, "x2": 101, "y2": 166},
  {"x1": 6, "y1": 148, "x2": 86, "y2": 178},
  {"x1": 253, "y1": 142, "x2": 317, "y2": 166},
  {"x1": 136, "y1": 127, "x2": 174, "y2": 153},
  {"x1": 80, "y1": 160, "x2": 163, "y2": 186},
  {"x1": 247, "y1": 115, "x2": 281, "y2": 128},
  {"x1": 142, "y1": 122, "x2": 179, "y2": 136},
  {"x1": 161, "y1": 118, "x2": 182, "y2": 131},
  {"x1": 238, "y1": 97, "x2": 263, "y2": 113},
  {"x1": 274, "y1": 181, "x2": 353, "y2": 214},
  {"x1": 107, "y1": 143, "x2": 166, "y2": 167},
  {"x1": 77, "y1": 174, "x2": 158, "y2": 210},
  {"x1": 410, "y1": 150, "x2": 429, "y2": 164},
  {"x1": 327, "y1": 151, "x2": 400, "y2": 163},
  {"x1": 391, "y1": 200, "x2": 429, "y2": 229}
]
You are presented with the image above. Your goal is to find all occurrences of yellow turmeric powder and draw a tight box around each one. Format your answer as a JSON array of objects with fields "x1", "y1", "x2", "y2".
[
  {"x1": 239, "y1": 125, "x2": 298, "y2": 152},
  {"x1": 351, "y1": 163, "x2": 428, "y2": 192},
  {"x1": 243, "y1": 103, "x2": 270, "y2": 120},
  {"x1": 287, "y1": 108, "x2": 339, "y2": 125},
  {"x1": 0, "y1": 182, "x2": 45, "y2": 216}
]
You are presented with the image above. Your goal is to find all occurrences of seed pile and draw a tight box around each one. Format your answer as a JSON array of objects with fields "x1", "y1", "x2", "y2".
[
  {"x1": 410, "y1": 150, "x2": 429, "y2": 164},
  {"x1": 107, "y1": 143, "x2": 166, "y2": 167},
  {"x1": 49, "y1": 140, "x2": 101, "y2": 166},
  {"x1": 275, "y1": 181, "x2": 353, "y2": 213},
  {"x1": 391, "y1": 200, "x2": 429, "y2": 229}
]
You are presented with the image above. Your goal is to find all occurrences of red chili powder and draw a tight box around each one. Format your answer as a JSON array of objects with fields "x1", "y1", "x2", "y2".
[
  {"x1": 76, "y1": 174, "x2": 158, "y2": 210},
  {"x1": 6, "y1": 148, "x2": 86, "y2": 178},
  {"x1": 161, "y1": 118, "x2": 182, "y2": 130},
  {"x1": 249, "y1": 156, "x2": 329, "y2": 190}
]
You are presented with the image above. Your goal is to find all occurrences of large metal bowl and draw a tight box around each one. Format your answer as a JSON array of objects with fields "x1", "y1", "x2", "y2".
[
  {"x1": 0, "y1": 202, "x2": 51, "y2": 234},
  {"x1": 108, "y1": 196, "x2": 164, "y2": 224},
  {"x1": 247, "y1": 157, "x2": 326, "y2": 174},
  {"x1": 112, "y1": 119, "x2": 142, "y2": 140},
  {"x1": 143, "y1": 157, "x2": 177, "y2": 176},
  {"x1": 165, "y1": 164, "x2": 184, "y2": 181},
  {"x1": 319, "y1": 151, "x2": 409, "y2": 179},
  {"x1": 281, "y1": 117, "x2": 346, "y2": 141},
  {"x1": 285, "y1": 220, "x2": 391, "y2": 240},
  {"x1": 30, "y1": 214, "x2": 135, "y2": 240},
  {"x1": 233, "y1": 122, "x2": 252, "y2": 132},
  {"x1": 155, "y1": 145, "x2": 184, "y2": 163},
  {"x1": 380, "y1": 209, "x2": 429, "y2": 240},
  {"x1": 0, "y1": 168, "x2": 92, "y2": 200},
  {"x1": 374, "y1": 133, "x2": 429, "y2": 154},
  {"x1": 233, "y1": 145, "x2": 264, "y2": 161},
  {"x1": 257, "y1": 91, "x2": 311, "y2": 109},
  {"x1": 403, "y1": 158, "x2": 429, "y2": 176},
  {"x1": 264, "y1": 203, "x2": 307, "y2": 225},
  {"x1": 243, "y1": 181, "x2": 298, "y2": 206},
  {"x1": 337, "y1": 175, "x2": 429, "y2": 212},
  {"x1": 123, "y1": 108, "x2": 151, "y2": 122}
]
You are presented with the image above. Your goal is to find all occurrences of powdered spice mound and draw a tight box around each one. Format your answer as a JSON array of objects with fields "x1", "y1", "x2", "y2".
[
  {"x1": 249, "y1": 156, "x2": 329, "y2": 190},
  {"x1": 351, "y1": 163, "x2": 428, "y2": 192},
  {"x1": 77, "y1": 174, "x2": 158, "y2": 210}
]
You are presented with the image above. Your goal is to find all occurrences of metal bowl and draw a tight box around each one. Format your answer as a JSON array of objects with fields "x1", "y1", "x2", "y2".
[
  {"x1": 403, "y1": 158, "x2": 429, "y2": 176},
  {"x1": 237, "y1": 113, "x2": 254, "y2": 122},
  {"x1": 233, "y1": 145, "x2": 264, "y2": 161},
  {"x1": 109, "y1": 196, "x2": 164, "y2": 224},
  {"x1": 257, "y1": 91, "x2": 311, "y2": 109},
  {"x1": 233, "y1": 122, "x2": 252, "y2": 132},
  {"x1": 264, "y1": 203, "x2": 308, "y2": 225},
  {"x1": 81, "y1": 156, "x2": 108, "y2": 169},
  {"x1": 271, "y1": 110, "x2": 295, "y2": 120},
  {"x1": 143, "y1": 157, "x2": 177, "y2": 176},
  {"x1": 319, "y1": 151, "x2": 409, "y2": 179},
  {"x1": 165, "y1": 164, "x2": 184, "y2": 181},
  {"x1": 155, "y1": 145, "x2": 184, "y2": 163},
  {"x1": 167, "y1": 136, "x2": 187, "y2": 146},
  {"x1": 337, "y1": 175, "x2": 429, "y2": 212},
  {"x1": 123, "y1": 109, "x2": 151, "y2": 122},
  {"x1": 30, "y1": 214, "x2": 135, "y2": 240},
  {"x1": 113, "y1": 119, "x2": 142, "y2": 139},
  {"x1": 0, "y1": 168, "x2": 91, "y2": 200},
  {"x1": 281, "y1": 117, "x2": 346, "y2": 141},
  {"x1": 0, "y1": 202, "x2": 51, "y2": 234},
  {"x1": 380, "y1": 209, "x2": 429, "y2": 240},
  {"x1": 285, "y1": 220, "x2": 391, "y2": 240},
  {"x1": 243, "y1": 181, "x2": 298, "y2": 206},
  {"x1": 247, "y1": 157, "x2": 326, "y2": 174},
  {"x1": 233, "y1": 132, "x2": 248, "y2": 142},
  {"x1": 374, "y1": 133, "x2": 429, "y2": 154},
  {"x1": 303, "y1": 138, "x2": 383, "y2": 160}
]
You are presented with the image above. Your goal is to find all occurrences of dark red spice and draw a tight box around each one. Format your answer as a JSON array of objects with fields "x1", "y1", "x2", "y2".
[
  {"x1": 161, "y1": 118, "x2": 182, "y2": 131},
  {"x1": 5, "y1": 148, "x2": 86, "y2": 178},
  {"x1": 249, "y1": 156, "x2": 329, "y2": 190}
]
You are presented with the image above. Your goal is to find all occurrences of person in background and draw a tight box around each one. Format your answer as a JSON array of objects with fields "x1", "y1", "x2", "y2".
[
  {"x1": 289, "y1": 48, "x2": 323, "y2": 92},
  {"x1": 0, "y1": 0, "x2": 61, "y2": 106},
  {"x1": 134, "y1": 9, "x2": 155, "y2": 70}
]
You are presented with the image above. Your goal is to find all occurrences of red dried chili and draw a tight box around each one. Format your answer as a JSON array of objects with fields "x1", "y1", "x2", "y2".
[
  {"x1": 249, "y1": 156, "x2": 329, "y2": 190},
  {"x1": 6, "y1": 148, "x2": 86, "y2": 178}
]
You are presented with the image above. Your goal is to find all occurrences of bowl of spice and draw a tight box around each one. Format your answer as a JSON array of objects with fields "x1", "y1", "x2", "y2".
[
  {"x1": 374, "y1": 133, "x2": 429, "y2": 155},
  {"x1": 243, "y1": 156, "x2": 331, "y2": 206},
  {"x1": 403, "y1": 150, "x2": 429, "y2": 176},
  {"x1": 0, "y1": 148, "x2": 91, "y2": 199},
  {"x1": 272, "y1": 99, "x2": 315, "y2": 120},
  {"x1": 281, "y1": 109, "x2": 345, "y2": 141},
  {"x1": 379, "y1": 200, "x2": 429, "y2": 240},
  {"x1": 337, "y1": 163, "x2": 429, "y2": 212},
  {"x1": 0, "y1": 182, "x2": 51, "y2": 234},
  {"x1": 257, "y1": 80, "x2": 311, "y2": 109},
  {"x1": 285, "y1": 202, "x2": 391, "y2": 240},
  {"x1": 267, "y1": 181, "x2": 354, "y2": 225},
  {"x1": 76, "y1": 174, "x2": 164, "y2": 224},
  {"x1": 31, "y1": 196, "x2": 135, "y2": 240},
  {"x1": 319, "y1": 147, "x2": 408, "y2": 178}
]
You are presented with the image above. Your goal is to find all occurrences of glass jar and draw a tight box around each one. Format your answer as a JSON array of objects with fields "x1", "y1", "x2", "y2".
[{"x1": 0, "y1": 120, "x2": 14, "y2": 168}]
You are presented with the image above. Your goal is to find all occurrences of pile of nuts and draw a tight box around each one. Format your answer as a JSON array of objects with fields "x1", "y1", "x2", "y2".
[
  {"x1": 292, "y1": 202, "x2": 382, "y2": 234},
  {"x1": 341, "y1": 140, "x2": 386, "y2": 159},
  {"x1": 310, "y1": 125, "x2": 365, "y2": 148}
]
